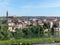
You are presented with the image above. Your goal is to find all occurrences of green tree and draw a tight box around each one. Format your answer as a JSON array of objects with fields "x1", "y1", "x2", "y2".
[
  {"x1": 13, "y1": 28, "x2": 24, "y2": 39},
  {"x1": 51, "y1": 24, "x2": 58, "y2": 37},
  {"x1": 43, "y1": 23, "x2": 50, "y2": 29},
  {"x1": 26, "y1": 28, "x2": 32, "y2": 38},
  {"x1": 0, "y1": 26, "x2": 13, "y2": 40},
  {"x1": 51, "y1": 28, "x2": 54, "y2": 36},
  {"x1": 38, "y1": 26, "x2": 44, "y2": 37},
  {"x1": 0, "y1": 33, "x2": 4, "y2": 40},
  {"x1": 30, "y1": 26, "x2": 44, "y2": 38},
  {"x1": 31, "y1": 26, "x2": 38, "y2": 38}
]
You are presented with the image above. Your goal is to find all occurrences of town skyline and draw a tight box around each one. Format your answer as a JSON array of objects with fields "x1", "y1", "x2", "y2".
[{"x1": 0, "y1": 0, "x2": 60, "y2": 45}]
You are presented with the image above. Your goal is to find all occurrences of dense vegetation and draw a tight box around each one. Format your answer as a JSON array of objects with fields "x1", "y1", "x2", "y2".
[
  {"x1": 0, "y1": 25, "x2": 45, "y2": 40},
  {"x1": 0, "y1": 20, "x2": 59, "y2": 44},
  {"x1": 0, "y1": 20, "x2": 57, "y2": 40}
]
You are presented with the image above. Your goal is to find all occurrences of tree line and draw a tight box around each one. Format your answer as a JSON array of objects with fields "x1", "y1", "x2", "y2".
[{"x1": 0, "y1": 20, "x2": 57, "y2": 40}]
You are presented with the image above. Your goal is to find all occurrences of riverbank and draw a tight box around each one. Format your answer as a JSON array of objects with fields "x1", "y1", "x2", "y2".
[
  {"x1": 33, "y1": 43, "x2": 60, "y2": 45},
  {"x1": 0, "y1": 38, "x2": 60, "y2": 44}
]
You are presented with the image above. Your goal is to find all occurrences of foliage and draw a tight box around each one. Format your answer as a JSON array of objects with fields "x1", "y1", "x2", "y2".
[
  {"x1": 0, "y1": 38, "x2": 60, "y2": 44},
  {"x1": 51, "y1": 28, "x2": 54, "y2": 35},
  {"x1": 0, "y1": 26, "x2": 13, "y2": 40},
  {"x1": 12, "y1": 28, "x2": 24, "y2": 39},
  {"x1": 43, "y1": 23, "x2": 50, "y2": 29},
  {"x1": 0, "y1": 20, "x2": 57, "y2": 41},
  {"x1": 0, "y1": 20, "x2": 7, "y2": 24},
  {"x1": 22, "y1": 25, "x2": 44, "y2": 38}
]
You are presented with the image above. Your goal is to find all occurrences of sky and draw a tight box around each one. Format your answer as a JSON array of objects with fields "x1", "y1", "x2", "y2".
[{"x1": 0, "y1": 0, "x2": 60, "y2": 17}]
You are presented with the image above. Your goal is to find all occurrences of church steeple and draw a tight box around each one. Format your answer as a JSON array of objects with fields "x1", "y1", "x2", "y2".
[
  {"x1": 6, "y1": 11, "x2": 8, "y2": 25},
  {"x1": 6, "y1": 11, "x2": 8, "y2": 18}
]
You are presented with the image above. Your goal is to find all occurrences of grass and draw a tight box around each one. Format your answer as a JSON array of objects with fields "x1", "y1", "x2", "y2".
[{"x1": 0, "y1": 38, "x2": 60, "y2": 44}]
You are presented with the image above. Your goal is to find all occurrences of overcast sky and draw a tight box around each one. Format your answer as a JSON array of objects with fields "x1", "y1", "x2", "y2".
[{"x1": 0, "y1": 0, "x2": 60, "y2": 16}]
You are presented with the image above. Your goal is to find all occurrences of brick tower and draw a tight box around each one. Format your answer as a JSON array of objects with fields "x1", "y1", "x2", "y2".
[{"x1": 6, "y1": 11, "x2": 8, "y2": 25}]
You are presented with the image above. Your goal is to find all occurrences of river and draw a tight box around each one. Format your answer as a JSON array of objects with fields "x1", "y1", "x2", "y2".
[{"x1": 33, "y1": 43, "x2": 60, "y2": 45}]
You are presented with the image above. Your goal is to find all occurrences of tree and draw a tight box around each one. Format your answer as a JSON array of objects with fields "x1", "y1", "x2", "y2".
[
  {"x1": 30, "y1": 26, "x2": 44, "y2": 38},
  {"x1": 43, "y1": 23, "x2": 50, "y2": 37},
  {"x1": 0, "y1": 33, "x2": 4, "y2": 40},
  {"x1": 51, "y1": 28, "x2": 54, "y2": 36},
  {"x1": 31, "y1": 26, "x2": 38, "y2": 38},
  {"x1": 38, "y1": 26, "x2": 44, "y2": 37},
  {"x1": 26, "y1": 28, "x2": 33, "y2": 38},
  {"x1": 0, "y1": 26, "x2": 13, "y2": 40},
  {"x1": 43, "y1": 23, "x2": 50, "y2": 29},
  {"x1": 51, "y1": 24, "x2": 58, "y2": 37},
  {"x1": 12, "y1": 28, "x2": 24, "y2": 39}
]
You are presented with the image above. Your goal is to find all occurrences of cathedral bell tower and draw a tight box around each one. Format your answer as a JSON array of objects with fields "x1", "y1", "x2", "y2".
[
  {"x1": 6, "y1": 11, "x2": 8, "y2": 25},
  {"x1": 6, "y1": 11, "x2": 8, "y2": 18}
]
